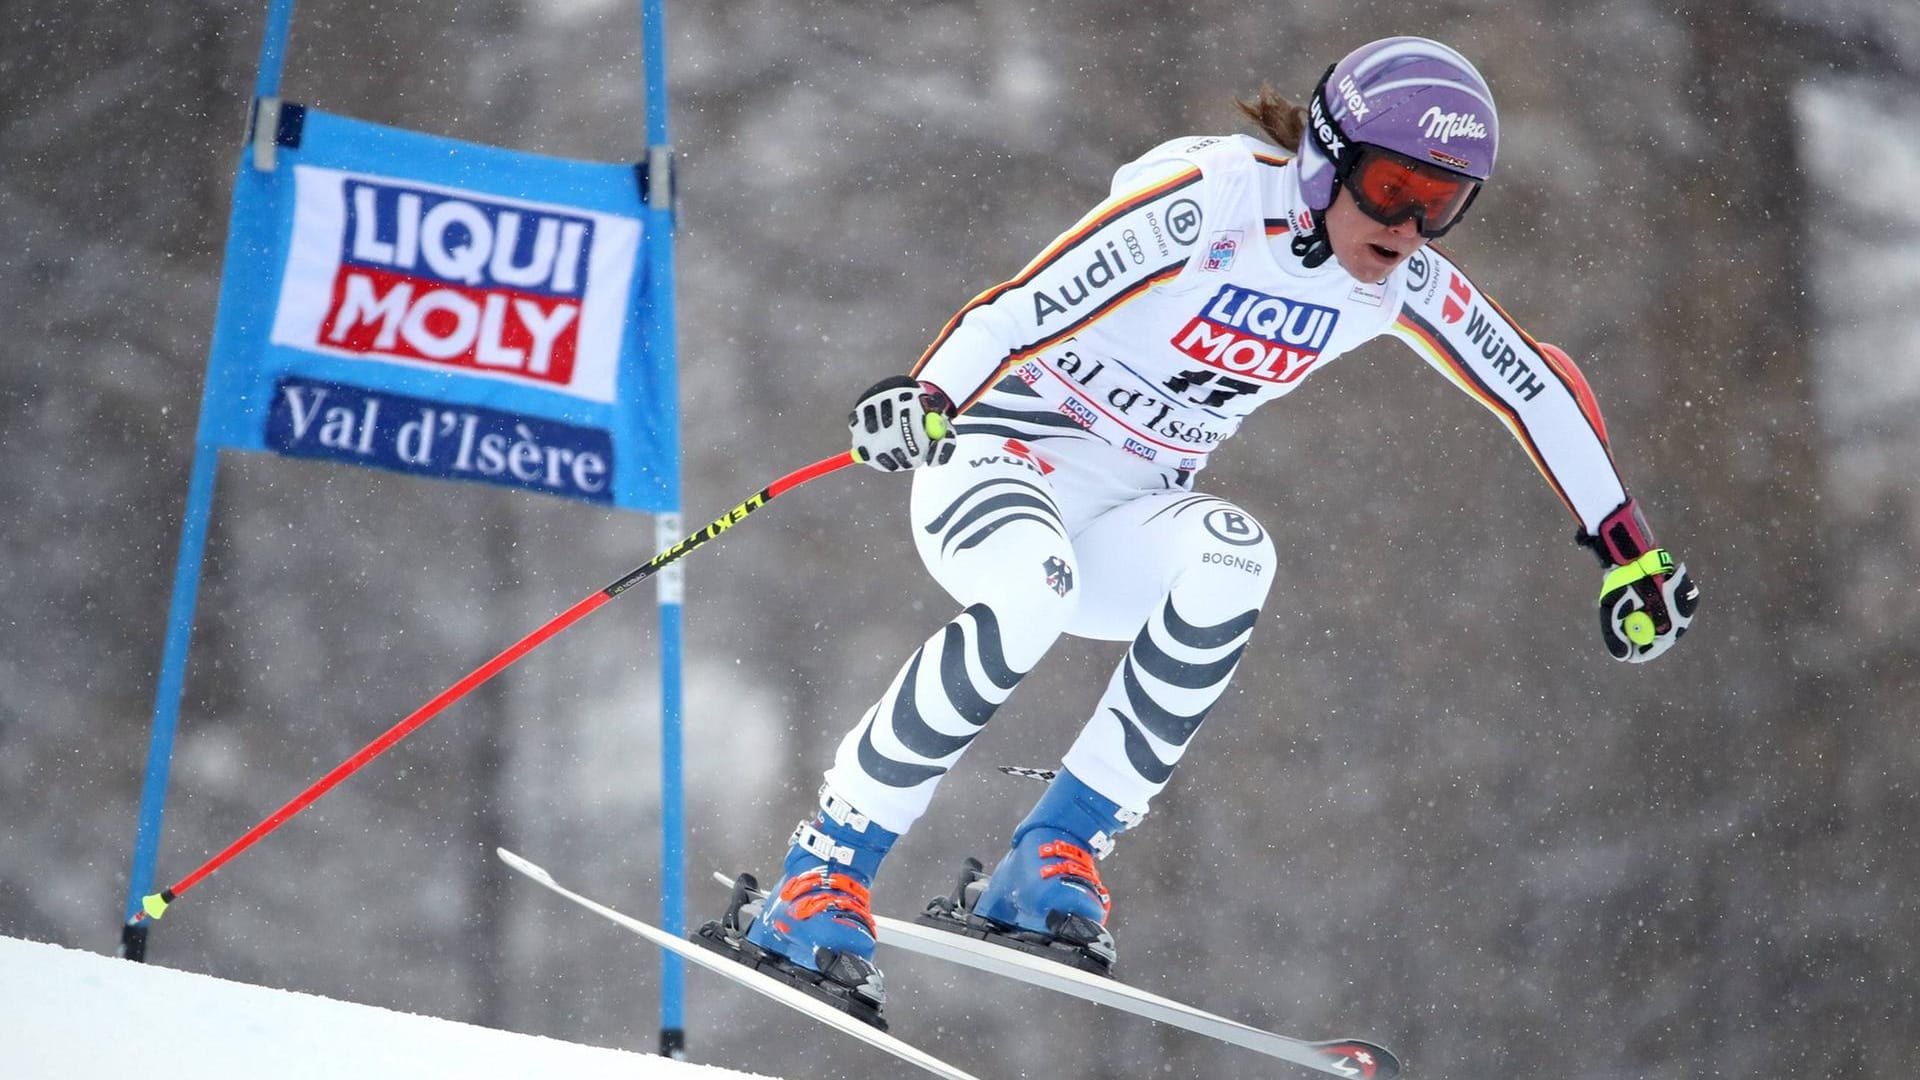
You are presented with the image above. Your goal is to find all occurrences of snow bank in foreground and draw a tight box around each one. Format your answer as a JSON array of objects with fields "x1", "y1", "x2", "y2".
[{"x1": 0, "y1": 936, "x2": 771, "y2": 1079}]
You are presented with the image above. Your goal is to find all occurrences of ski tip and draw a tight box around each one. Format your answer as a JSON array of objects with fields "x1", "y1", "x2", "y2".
[
  {"x1": 1308, "y1": 1039, "x2": 1401, "y2": 1079},
  {"x1": 496, "y1": 847, "x2": 556, "y2": 886}
]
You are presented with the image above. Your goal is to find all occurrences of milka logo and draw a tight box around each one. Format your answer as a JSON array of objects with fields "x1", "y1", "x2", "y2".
[{"x1": 1420, "y1": 106, "x2": 1488, "y2": 143}]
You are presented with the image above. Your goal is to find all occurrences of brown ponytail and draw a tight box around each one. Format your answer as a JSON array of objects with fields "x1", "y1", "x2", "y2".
[{"x1": 1234, "y1": 82, "x2": 1307, "y2": 153}]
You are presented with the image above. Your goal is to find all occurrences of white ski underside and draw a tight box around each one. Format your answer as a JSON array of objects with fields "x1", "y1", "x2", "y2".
[
  {"x1": 499, "y1": 849, "x2": 980, "y2": 1080},
  {"x1": 709, "y1": 870, "x2": 1397, "y2": 1079}
]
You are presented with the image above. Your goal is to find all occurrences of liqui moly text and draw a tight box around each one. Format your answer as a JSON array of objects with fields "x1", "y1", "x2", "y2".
[
  {"x1": 1171, "y1": 286, "x2": 1340, "y2": 384},
  {"x1": 322, "y1": 179, "x2": 591, "y2": 384},
  {"x1": 271, "y1": 166, "x2": 641, "y2": 403}
]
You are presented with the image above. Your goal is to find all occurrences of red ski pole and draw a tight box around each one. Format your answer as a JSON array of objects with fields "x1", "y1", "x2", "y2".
[{"x1": 132, "y1": 449, "x2": 861, "y2": 925}]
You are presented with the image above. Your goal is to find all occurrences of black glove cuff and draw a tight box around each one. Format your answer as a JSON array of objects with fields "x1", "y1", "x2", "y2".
[
  {"x1": 917, "y1": 380, "x2": 956, "y2": 418},
  {"x1": 1577, "y1": 497, "x2": 1659, "y2": 568}
]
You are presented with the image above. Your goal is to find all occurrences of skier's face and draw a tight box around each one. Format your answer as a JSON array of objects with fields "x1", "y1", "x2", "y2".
[{"x1": 1325, "y1": 188, "x2": 1427, "y2": 284}]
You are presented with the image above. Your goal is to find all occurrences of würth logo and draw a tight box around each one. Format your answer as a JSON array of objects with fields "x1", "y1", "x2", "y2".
[{"x1": 1441, "y1": 273, "x2": 1471, "y2": 324}]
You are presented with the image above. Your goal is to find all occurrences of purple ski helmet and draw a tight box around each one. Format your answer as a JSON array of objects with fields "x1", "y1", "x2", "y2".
[{"x1": 1297, "y1": 36, "x2": 1500, "y2": 217}]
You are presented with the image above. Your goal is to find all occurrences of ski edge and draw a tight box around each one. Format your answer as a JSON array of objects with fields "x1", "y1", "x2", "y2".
[
  {"x1": 709, "y1": 869, "x2": 1400, "y2": 1080},
  {"x1": 497, "y1": 850, "x2": 981, "y2": 1080}
]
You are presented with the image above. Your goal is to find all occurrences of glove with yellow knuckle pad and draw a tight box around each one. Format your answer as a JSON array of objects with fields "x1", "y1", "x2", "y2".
[
  {"x1": 848, "y1": 375, "x2": 957, "y2": 472},
  {"x1": 1579, "y1": 498, "x2": 1699, "y2": 663}
]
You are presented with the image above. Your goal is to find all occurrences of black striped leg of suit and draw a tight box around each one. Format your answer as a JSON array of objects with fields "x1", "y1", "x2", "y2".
[
  {"x1": 833, "y1": 599, "x2": 1029, "y2": 795},
  {"x1": 1066, "y1": 595, "x2": 1259, "y2": 796}
]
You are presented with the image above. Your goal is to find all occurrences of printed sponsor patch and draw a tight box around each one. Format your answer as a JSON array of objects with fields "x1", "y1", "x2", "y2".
[
  {"x1": 1043, "y1": 555, "x2": 1075, "y2": 597},
  {"x1": 1201, "y1": 230, "x2": 1242, "y2": 272},
  {"x1": 1202, "y1": 507, "x2": 1266, "y2": 547},
  {"x1": 1170, "y1": 285, "x2": 1340, "y2": 384},
  {"x1": 1058, "y1": 396, "x2": 1097, "y2": 429},
  {"x1": 1404, "y1": 249, "x2": 1433, "y2": 295},
  {"x1": 270, "y1": 166, "x2": 641, "y2": 403},
  {"x1": 1002, "y1": 437, "x2": 1055, "y2": 474},
  {"x1": 1442, "y1": 273, "x2": 1471, "y2": 324},
  {"x1": 1166, "y1": 198, "x2": 1203, "y2": 246}
]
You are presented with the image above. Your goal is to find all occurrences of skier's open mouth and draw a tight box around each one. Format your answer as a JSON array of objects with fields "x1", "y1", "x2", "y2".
[{"x1": 1368, "y1": 243, "x2": 1400, "y2": 261}]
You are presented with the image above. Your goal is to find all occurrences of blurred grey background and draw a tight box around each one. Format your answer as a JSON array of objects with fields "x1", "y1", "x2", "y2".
[{"x1": 3, "y1": 0, "x2": 1918, "y2": 1077}]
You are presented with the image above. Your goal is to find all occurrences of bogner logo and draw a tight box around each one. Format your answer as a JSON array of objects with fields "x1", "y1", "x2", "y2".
[
  {"x1": 1419, "y1": 106, "x2": 1488, "y2": 143},
  {"x1": 1171, "y1": 285, "x2": 1340, "y2": 384},
  {"x1": 1032, "y1": 238, "x2": 1134, "y2": 325}
]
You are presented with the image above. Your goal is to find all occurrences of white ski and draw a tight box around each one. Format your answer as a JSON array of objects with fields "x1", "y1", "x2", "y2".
[
  {"x1": 498, "y1": 849, "x2": 980, "y2": 1080},
  {"x1": 711, "y1": 870, "x2": 1399, "y2": 1079}
]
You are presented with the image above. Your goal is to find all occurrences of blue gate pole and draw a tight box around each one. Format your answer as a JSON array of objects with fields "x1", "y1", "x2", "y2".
[
  {"x1": 638, "y1": 0, "x2": 686, "y2": 1058},
  {"x1": 120, "y1": 448, "x2": 221, "y2": 959},
  {"x1": 119, "y1": 0, "x2": 300, "y2": 963}
]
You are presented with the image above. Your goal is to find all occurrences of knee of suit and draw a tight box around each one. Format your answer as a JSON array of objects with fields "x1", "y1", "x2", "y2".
[{"x1": 1186, "y1": 511, "x2": 1278, "y2": 600}]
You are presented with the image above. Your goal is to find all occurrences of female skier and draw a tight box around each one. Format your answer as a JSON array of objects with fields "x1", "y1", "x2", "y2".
[{"x1": 706, "y1": 35, "x2": 1699, "y2": 1021}]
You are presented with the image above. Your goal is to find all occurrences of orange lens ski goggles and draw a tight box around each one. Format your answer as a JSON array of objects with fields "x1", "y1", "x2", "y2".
[{"x1": 1342, "y1": 145, "x2": 1481, "y2": 237}]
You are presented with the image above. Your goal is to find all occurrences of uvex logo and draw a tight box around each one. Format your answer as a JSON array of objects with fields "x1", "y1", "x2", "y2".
[
  {"x1": 1309, "y1": 93, "x2": 1346, "y2": 158},
  {"x1": 1336, "y1": 74, "x2": 1369, "y2": 120}
]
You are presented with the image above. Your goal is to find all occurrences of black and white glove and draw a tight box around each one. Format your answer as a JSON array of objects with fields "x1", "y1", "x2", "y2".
[
  {"x1": 848, "y1": 376, "x2": 957, "y2": 472},
  {"x1": 1579, "y1": 498, "x2": 1700, "y2": 663}
]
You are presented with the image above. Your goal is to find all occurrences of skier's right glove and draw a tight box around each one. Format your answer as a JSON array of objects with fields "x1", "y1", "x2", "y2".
[
  {"x1": 848, "y1": 375, "x2": 957, "y2": 472},
  {"x1": 1578, "y1": 498, "x2": 1700, "y2": 663}
]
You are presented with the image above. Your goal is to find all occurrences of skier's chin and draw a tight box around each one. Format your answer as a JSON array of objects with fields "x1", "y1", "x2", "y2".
[{"x1": 1333, "y1": 240, "x2": 1410, "y2": 284}]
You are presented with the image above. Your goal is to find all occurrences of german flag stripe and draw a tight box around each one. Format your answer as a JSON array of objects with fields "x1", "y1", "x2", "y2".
[
  {"x1": 950, "y1": 259, "x2": 1188, "y2": 414},
  {"x1": 911, "y1": 167, "x2": 1202, "y2": 385},
  {"x1": 1477, "y1": 291, "x2": 1612, "y2": 451},
  {"x1": 1257, "y1": 153, "x2": 1292, "y2": 234},
  {"x1": 1428, "y1": 244, "x2": 1612, "y2": 454},
  {"x1": 1394, "y1": 307, "x2": 1580, "y2": 522}
]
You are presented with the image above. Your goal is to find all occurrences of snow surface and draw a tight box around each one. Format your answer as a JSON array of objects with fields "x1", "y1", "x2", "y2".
[{"x1": 0, "y1": 936, "x2": 771, "y2": 1079}]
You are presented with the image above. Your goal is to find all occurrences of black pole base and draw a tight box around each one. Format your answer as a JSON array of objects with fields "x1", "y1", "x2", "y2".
[
  {"x1": 659, "y1": 1027, "x2": 686, "y2": 1059},
  {"x1": 119, "y1": 922, "x2": 149, "y2": 963}
]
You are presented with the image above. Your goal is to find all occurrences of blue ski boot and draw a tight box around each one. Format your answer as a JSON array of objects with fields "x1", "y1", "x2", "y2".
[
  {"x1": 924, "y1": 768, "x2": 1138, "y2": 976},
  {"x1": 698, "y1": 785, "x2": 898, "y2": 1028}
]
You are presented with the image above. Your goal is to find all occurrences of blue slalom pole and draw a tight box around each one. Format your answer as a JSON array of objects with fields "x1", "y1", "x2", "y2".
[
  {"x1": 120, "y1": 449, "x2": 220, "y2": 958},
  {"x1": 638, "y1": 0, "x2": 686, "y2": 1057},
  {"x1": 119, "y1": 0, "x2": 300, "y2": 963}
]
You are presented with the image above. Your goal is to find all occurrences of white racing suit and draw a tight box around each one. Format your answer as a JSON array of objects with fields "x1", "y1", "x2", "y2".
[{"x1": 823, "y1": 134, "x2": 1630, "y2": 834}]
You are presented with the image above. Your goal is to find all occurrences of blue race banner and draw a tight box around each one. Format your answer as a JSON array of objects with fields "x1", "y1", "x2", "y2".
[{"x1": 198, "y1": 102, "x2": 676, "y2": 509}]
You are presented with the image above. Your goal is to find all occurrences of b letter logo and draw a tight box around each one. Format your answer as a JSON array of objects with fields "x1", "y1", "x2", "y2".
[
  {"x1": 1203, "y1": 507, "x2": 1266, "y2": 548},
  {"x1": 1166, "y1": 199, "x2": 1203, "y2": 246}
]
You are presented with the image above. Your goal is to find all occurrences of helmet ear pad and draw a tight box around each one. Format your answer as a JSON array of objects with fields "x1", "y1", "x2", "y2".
[
  {"x1": 1291, "y1": 62, "x2": 1363, "y2": 267},
  {"x1": 1296, "y1": 63, "x2": 1343, "y2": 213}
]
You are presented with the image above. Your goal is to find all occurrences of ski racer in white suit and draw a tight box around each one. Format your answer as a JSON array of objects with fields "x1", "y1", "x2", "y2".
[{"x1": 719, "y1": 36, "x2": 1701, "y2": 1021}]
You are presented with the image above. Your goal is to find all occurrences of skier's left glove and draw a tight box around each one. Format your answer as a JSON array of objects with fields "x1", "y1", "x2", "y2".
[
  {"x1": 848, "y1": 375, "x2": 957, "y2": 472},
  {"x1": 1578, "y1": 498, "x2": 1700, "y2": 663}
]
